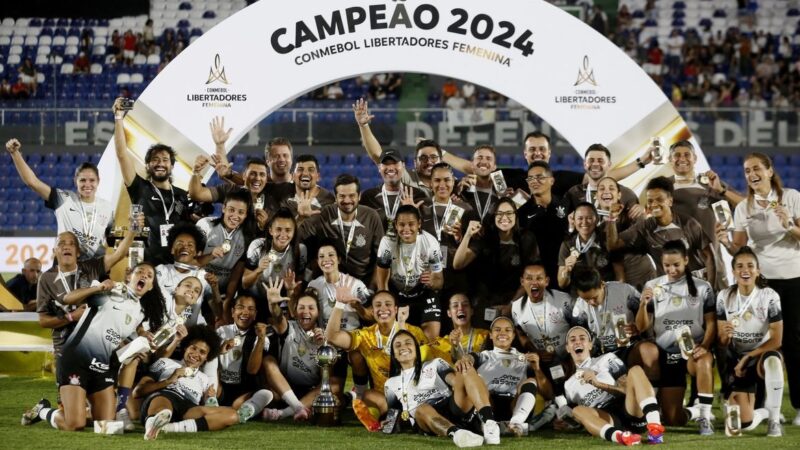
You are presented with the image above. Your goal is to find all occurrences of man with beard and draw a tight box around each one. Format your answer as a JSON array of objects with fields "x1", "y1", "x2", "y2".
[
  {"x1": 359, "y1": 148, "x2": 428, "y2": 235},
  {"x1": 459, "y1": 145, "x2": 500, "y2": 224},
  {"x1": 155, "y1": 224, "x2": 221, "y2": 326},
  {"x1": 298, "y1": 174, "x2": 384, "y2": 286},
  {"x1": 213, "y1": 122, "x2": 294, "y2": 185},
  {"x1": 446, "y1": 132, "x2": 654, "y2": 198},
  {"x1": 354, "y1": 98, "x2": 460, "y2": 199},
  {"x1": 114, "y1": 98, "x2": 190, "y2": 265},
  {"x1": 564, "y1": 144, "x2": 643, "y2": 217},
  {"x1": 6, "y1": 258, "x2": 42, "y2": 310},
  {"x1": 605, "y1": 176, "x2": 716, "y2": 287},
  {"x1": 281, "y1": 154, "x2": 335, "y2": 219}
]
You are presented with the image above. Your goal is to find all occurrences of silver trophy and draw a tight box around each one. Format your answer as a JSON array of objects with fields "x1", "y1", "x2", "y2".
[
  {"x1": 128, "y1": 241, "x2": 145, "y2": 268},
  {"x1": 312, "y1": 344, "x2": 341, "y2": 426},
  {"x1": 151, "y1": 318, "x2": 179, "y2": 349},
  {"x1": 130, "y1": 204, "x2": 143, "y2": 232},
  {"x1": 651, "y1": 136, "x2": 664, "y2": 165}
]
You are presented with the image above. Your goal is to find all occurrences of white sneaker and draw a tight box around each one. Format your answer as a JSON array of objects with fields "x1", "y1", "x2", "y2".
[
  {"x1": 483, "y1": 419, "x2": 500, "y2": 445},
  {"x1": 144, "y1": 409, "x2": 171, "y2": 441},
  {"x1": 767, "y1": 419, "x2": 784, "y2": 437},
  {"x1": 452, "y1": 429, "x2": 484, "y2": 448},
  {"x1": 116, "y1": 408, "x2": 135, "y2": 432},
  {"x1": 237, "y1": 403, "x2": 255, "y2": 424},
  {"x1": 793, "y1": 410, "x2": 800, "y2": 427}
]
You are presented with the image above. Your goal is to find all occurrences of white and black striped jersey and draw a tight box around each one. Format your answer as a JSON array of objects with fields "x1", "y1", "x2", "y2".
[
  {"x1": 216, "y1": 324, "x2": 270, "y2": 385},
  {"x1": 63, "y1": 290, "x2": 144, "y2": 365},
  {"x1": 149, "y1": 357, "x2": 213, "y2": 406},
  {"x1": 564, "y1": 353, "x2": 627, "y2": 409},
  {"x1": 572, "y1": 282, "x2": 640, "y2": 353},
  {"x1": 278, "y1": 321, "x2": 321, "y2": 389},
  {"x1": 472, "y1": 348, "x2": 530, "y2": 396},
  {"x1": 716, "y1": 286, "x2": 782, "y2": 354},
  {"x1": 641, "y1": 275, "x2": 715, "y2": 354},
  {"x1": 384, "y1": 358, "x2": 453, "y2": 423},
  {"x1": 46, "y1": 188, "x2": 114, "y2": 259},
  {"x1": 308, "y1": 275, "x2": 370, "y2": 331},
  {"x1": 511, "y1": 290, "x2": 575, "y2": 358},
  {"x1": 196, "y1": 217, "x2": 248, "y2": 289},
  {"x1": 155, "y1": 263, "x2": 211, "y2": 327}
]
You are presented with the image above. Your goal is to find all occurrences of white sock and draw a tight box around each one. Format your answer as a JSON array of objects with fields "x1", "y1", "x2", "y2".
[
  {"x1": 745, "y1": 408, "x2": 768, "y2": 430},
  {"x1": 510, "y1": 392, "x2": 536, "y2": 424},
  {"x1": 163, "y1": 419, "x2": 197, "y2": 433},
  {"x1": 240, "y1": 389, "x2": 272, "y2": 417},
  {"x1": 281, "y1": 391, "x2": 304, "y2": 412},
  {"x1": 763, "y1": 355, "x2": 784, "y2": 422},
  {"x1": 686, "y1": 405, "x2": 701, "y2": 420},
  {"x1": 639, "y1": 396, "x2": 661, "y2": 424},
  {"x1": 48, "y1": 409, "x2": 59, "y2": 429},
  {"x1": 698, "y1": 394, "x2": 713, "y2": 419},
  {"x1": 279, "y1": 406, "x2": 294, "y2": 419},
  {"x1": 599, "y1": 424, "x2": 620, "y2": 442}
]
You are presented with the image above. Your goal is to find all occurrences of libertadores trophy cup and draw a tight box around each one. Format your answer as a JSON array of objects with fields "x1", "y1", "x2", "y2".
[{"x1": 312, "y1": 344, "x2": 341, "y2": 426}]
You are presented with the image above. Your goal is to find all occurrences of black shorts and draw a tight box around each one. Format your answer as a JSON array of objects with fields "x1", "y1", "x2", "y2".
[
  {"x1": 724, "y1": 349, "x2": 759, "y2": 394},
  {"x1": 332, "y1": 350, "x2": 349, "y2": 379},
  {"x1": 658, "y1": 350, "x2": 688, "y2": 388},
  {"x1": 56, "y1": 347, "x2": 117, "y2": 395},
  {"x1": 140, "y1": 390, "x2": 196, "y2": 424},
  {"x1": 219, "y1": 382, "x2": 252, "y2": 407},
  {"x1": 393, "y1": 287, "x2": 441, "y2": 325},
  {"x1": 603, "y1": 402, "x2": 647, "y2": 432},
  {"x1": 413, "y1": 395, "x2": 466, "y2": 434},
  {"x1": 489, "y1": 393, "x2": 515, "y2": 421}
]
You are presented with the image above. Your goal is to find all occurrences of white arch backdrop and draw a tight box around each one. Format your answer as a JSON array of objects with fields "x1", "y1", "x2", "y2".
[{"x1": 98, "y1": 0, "x2": 706, "y2": 207}]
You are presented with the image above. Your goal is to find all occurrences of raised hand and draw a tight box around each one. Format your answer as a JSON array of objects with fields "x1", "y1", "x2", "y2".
[
  {"x1": 297, "y1": 189, "x2": 321, "y2": 218},
  {"x1": 264, "y1": 278, "x2": 288, "y2": 305},
  {"x1": 5, "y1": 138, "x2": 21, "y2": 154},
  {"x1": 209, "y1": 116, "x2": 233, "y2": 146},
  {"x1": 193, "y1": 154, "x2": 211, "y2": 176},
  {"x1": 401, "y1": 185, "x2": 424, "y2": 208},
  {"x1": 352, "y1": 98, "x2": 374, "y2": 126},
  {"x1": 464, "y1": 220, "x2": 482, "y2": 239}
]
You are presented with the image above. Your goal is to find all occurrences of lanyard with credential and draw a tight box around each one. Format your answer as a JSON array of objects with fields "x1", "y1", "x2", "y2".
[
  {"x1": 431, "y1": 201, "x2": 453, "y2": 242},
  {"x1": 473, "y1": 189, "x2": 492, "y2": 221},
  {"x1": 381, "y1": 186, "x2": 401, "y2": 222},
  {"x1": 337, "y1": 208, "x2": 358, "y2": 262},
  {"x1": 57, "y1": 268, "x2": 79, "y2": 295},
  {"x1": 150, "y1": 182, "x2": 176, "y2": 223}
]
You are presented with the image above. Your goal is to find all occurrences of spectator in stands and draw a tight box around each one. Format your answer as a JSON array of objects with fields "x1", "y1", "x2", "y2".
[
  {"x1": 79, "y1": 29, "x2": 92, "y2": 54},
  {"x1": 440, "y1": 78, "x2": 458, "y2": 105},
  {"x1": 666, "y1": 29, "x2": 685, "y2": 66},
  {"x1": 445, "y1": 92, "x2": 466, "y2": 110},
  {"x1": 0, "y1": 78, "x2": 12, "y2": 99},
  {"x1": 108, "y1": 29, "x2": 122, "y2": 64},
  {"x1": 461, "y1": 82, "x2": 477, "y2": 107},
  {"x1": 122, "y1": 29, "x2": 137, "y2": 66},
  {"x1": 616, "y1": 4, "x2": 632, "y2": 33},
  {"x1": 113, "y1": 98, "x2": 191, "y2": 265},
  {"x1": 367, "y1": 76, "x2": 386, "y2": 101},
  {"x1": 324, "y1": 82, "x2": 344, "y2": 100},
  {"x1": 385, "y1": 73, "x2": 403, "y2": 98},
  {"x1": 143, "y1": 19, "x2": 155, "y2": 47},
  {"x1": 73, "y1": 52, "x2": 90, "y2": 74},
  {"x1": 5, "y1": 258, "x2": 42, "y2": 311},
  {"x1": 588, "y1": 5, "x2": 608, "y2": 36},
  {"x1": 17, "y1": 58, "x2": 37, "y2": 96}
]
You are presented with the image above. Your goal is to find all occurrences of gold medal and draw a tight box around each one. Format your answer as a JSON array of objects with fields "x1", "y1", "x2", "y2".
[
  {"x1": 401, "y1": 410, "x2": 409, "y2": 421},
  {"x1": 298, "y1": 345, "x2": 307, "y2": 356},
  {"x1": 221, "y1": 239, "x2": 232, "y2": 253},
  {"x1": 546, "y1": 344, "x2": 556, "y2": 354},
  {"x1": 743, "y1": 311, "x2": 753, "y2": 321},
  {"x1": 769, "y1": 201, "x2": 778, "y2": 209},
  {"x1": 653, "y1": 286, "x2": 664, "y2": 298},
  {"x1": 671, "y1": 296, "x2": 682, "y2": 307},
  {"x1": 517, "y1": 354, "x2": 526, "y2": 363},
  {"x1": 233, "y1": 336, "x2": 242, "y2": 347},
  {"x1": 731, "y1": 317, "x2": 741, "y2": 328}
]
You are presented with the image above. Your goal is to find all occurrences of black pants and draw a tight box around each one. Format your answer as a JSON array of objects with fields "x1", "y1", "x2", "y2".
[{"x1": 768, "y1": 276, "x2": 800, "y2": 409}]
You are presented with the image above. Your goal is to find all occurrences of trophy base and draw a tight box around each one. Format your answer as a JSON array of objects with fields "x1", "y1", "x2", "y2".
[{"x1": 312, "y1": 406, "x2": 340, "y2": 426}]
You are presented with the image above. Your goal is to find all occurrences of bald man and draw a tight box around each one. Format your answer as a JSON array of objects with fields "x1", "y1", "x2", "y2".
[{"x1": 6, "y1": 258, "x2": 42, "y2": 311}]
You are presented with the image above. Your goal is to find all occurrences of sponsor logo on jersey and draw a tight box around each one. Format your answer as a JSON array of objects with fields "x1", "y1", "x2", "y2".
[{"x1": 89, "y1": 358, "x2": 110, "y2": 373}]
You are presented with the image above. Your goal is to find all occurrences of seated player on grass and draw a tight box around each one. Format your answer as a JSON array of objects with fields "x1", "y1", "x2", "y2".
[{"x1": 427, "y1": 293, "x2": 488, "y2": 364}]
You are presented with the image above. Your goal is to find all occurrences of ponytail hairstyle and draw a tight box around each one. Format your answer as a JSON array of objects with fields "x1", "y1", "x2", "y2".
[
  {"x1": 265, "y1": 207, "x2": 303, "y2": 274},
  {"x1": 744, "y1": 152, "x2": 784, "y2": 214},
  {"x1": 388, "y1": 330, "x2": 422, "y2": 384},
  {"x1": 726, "y1": 246, "x2": 769, "y2": 306},
  {"x1": 481, "y1": 315, "x2": 522, "y2": 351},
  {"x1": 661, "y1": 240, "x2": 696, "y2": 297}
]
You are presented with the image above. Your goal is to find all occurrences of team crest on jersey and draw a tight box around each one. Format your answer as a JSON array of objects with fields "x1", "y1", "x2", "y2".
[
  {"x1": 510, "y1": 253, "x2": 520, "y2": 266},
  {"x1": 548, "y1": 310, "x2": 563, "y2": 324},
  {"x1": 596, "y1": 254, "x2": 608, "y2": 268},
  {"x1": 355, "y1": 234, "x2": 367, "y2": 248},
  {"x1": 755, "y1": 306, "x2": 767, "y2": 321},
  {"x1": 555, "y1": 206, "x2": 566, "y2": 218},
  {"x1": 501, "y1": 359, "x2": 511, "y2": 368},
  {"x1": 697, "y1": 197, "x2": 709, "y2": 210},
  {"x1": 69, "y1": 374, "x2": 80, "y2": 385},
  {"x1": 125, "y1": 314, "x2": 132, "y2": 325},
  {"x1": 232, "y1": 349, "x2": 242, "y2": 361}
]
